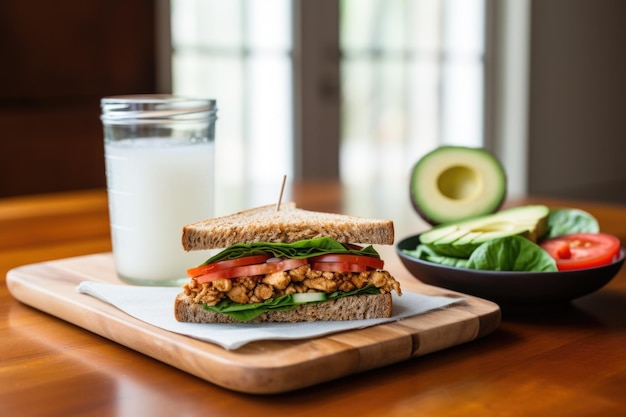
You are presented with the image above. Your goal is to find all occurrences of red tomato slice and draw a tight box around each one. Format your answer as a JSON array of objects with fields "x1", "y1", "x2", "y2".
[
  {"x1": 308, "y1": 254, "x2": 384, "y2": 270},
  {"x1": 310, "y1": 262, "x2": 369, "y2": 273},
  {"x1": 186, "y1": 254, "x2": 272, "y2": 278},
  {"x1": 194, "y1": 258, "x2": 308, "y2": 283},
  {"x1": 539, "y1": 233, "x2": 621, "y2": 271}
]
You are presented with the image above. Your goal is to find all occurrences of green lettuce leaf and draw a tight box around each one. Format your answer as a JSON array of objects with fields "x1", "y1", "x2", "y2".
[{"x1": 202, "y1": 285, "x2": 382, "y2": 322}]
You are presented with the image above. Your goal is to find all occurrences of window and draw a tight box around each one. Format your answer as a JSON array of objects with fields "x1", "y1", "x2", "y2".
[
  {"x1": 170, "y1": 0, "x2": 293, "y2": 189},
  {"x1": 340, "y1": 0, "x2": 485, "y2": 185},
  {"x1": 169, "y1": 0, "x2": 493, "y2": 189}
]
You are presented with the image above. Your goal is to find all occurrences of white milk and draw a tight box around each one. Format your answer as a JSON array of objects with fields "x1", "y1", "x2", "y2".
[{"x1": 105, "y1": 138, "x2": 214, "y2": 285}]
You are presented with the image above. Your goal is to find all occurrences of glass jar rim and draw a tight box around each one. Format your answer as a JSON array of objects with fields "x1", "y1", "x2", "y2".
[
  {"x1": 101, "y1": 95, "x2": 217, "y2": 123},
  {"x1": 101, "y1": 94, "x2": 216, "y2": 106}
]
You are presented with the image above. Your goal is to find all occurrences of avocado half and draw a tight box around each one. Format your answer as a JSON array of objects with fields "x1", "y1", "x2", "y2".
[{"x1": 410, "y1": 146, "x2": 507, "y2": 225}]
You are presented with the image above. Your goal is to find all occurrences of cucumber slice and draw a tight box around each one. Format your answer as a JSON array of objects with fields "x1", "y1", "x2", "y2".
[{"x1": 292, "y1": 292, "x2": 327, "y2": 303}]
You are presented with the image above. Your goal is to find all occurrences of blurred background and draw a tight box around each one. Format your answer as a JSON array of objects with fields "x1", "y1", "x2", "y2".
[{"x1": 1, "y1": 0, "x2": 625, "y2": 204}]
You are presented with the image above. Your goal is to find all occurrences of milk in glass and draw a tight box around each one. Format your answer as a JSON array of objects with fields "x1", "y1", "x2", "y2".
[{"x1": 105, "y1": 139, "x2": 214, "y2": 284}]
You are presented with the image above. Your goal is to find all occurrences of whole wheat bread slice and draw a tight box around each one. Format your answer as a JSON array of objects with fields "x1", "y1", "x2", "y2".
[
  {"x1": 174, "y1": 292, "x2": 393, "y2": 323},
  {"x1": 182, "y1": 202, "x2": 394, "y2": 250}
]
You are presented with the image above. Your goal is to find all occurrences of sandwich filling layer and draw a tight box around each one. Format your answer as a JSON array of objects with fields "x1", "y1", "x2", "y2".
[
  {"x1": 181, "y1": 237, "x2": 402, "y2": 322},
  {"x1": 184, "y1": 265, "x2": 401, "y2": 306}
]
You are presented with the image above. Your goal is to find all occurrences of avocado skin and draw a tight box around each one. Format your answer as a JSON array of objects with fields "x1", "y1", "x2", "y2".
[
  {"x1": 419, "y1": 205, "x2": 550, "y2": 258},
  {"x1": 410, "y1": 146, "x2": 507, "y2": 225}
]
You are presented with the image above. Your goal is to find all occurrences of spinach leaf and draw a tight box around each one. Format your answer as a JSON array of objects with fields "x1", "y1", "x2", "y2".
[
  {"x1": 544, "y1": 208, "x2": 599, "y2": 239},
  {"x1": 202, "y1": 237, "x2": 380, "y2": 264},
  {"x1": 466, "y1": 235, "x2": 557, "y2": 272},
  {"x1": 402, "y1": 245, "x2": 469, "y2": 269}
]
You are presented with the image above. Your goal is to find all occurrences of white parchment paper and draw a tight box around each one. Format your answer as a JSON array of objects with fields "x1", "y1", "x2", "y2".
[{"x1": 77, "y1": 281, "x2": 463, "y2": 350}]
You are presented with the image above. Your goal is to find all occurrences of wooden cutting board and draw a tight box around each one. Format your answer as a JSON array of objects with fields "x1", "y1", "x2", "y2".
[{"x1": 7, "y1": 253, "x2": 500, "y2": 394}]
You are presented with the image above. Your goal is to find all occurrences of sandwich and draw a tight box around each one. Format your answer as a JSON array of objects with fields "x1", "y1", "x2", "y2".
[{"x1": 174, "y1": 202, "x2": 402, "y2": 323}]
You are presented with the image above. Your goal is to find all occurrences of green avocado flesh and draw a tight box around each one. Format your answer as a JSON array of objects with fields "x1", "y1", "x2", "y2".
[
  {"x1": 410, "y1": 146, "x2": 507, "y2": 225},
  {"x1": 419, "y1": 205, "x2": 550, "y2": 258}
]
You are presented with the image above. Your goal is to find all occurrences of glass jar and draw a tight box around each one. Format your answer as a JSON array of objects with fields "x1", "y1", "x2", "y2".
[{"x1": 101, "y1": 95, "x2": 217, "y2": 285}]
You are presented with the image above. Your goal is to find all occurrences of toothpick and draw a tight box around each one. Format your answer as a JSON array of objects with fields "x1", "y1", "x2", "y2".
[{"x1": 276, "y1": 175, "x2": 287, "y2": 211}]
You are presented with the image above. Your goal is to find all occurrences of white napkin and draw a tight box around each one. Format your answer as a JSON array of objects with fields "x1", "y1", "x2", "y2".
[{"x1": 77, "y1": 281, "x2": 463, "y2": 350}]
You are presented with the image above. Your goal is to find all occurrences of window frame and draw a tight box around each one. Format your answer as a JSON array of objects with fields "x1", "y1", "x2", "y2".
[{"x1": 292, "y1": 0, "x2": 341, "y2": 179}]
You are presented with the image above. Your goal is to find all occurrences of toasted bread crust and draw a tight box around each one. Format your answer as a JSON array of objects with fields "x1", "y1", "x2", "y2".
[
  {"x1": 181, "y1": 203, "x2": 394, "y2": 251},
  {"x1": 174, "y1": 292, "x2": 393, "y2": 323}
]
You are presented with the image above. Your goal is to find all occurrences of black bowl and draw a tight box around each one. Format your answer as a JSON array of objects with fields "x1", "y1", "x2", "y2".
[{"x1": 396, "y1": 234, "x2": 625, "y2": 306}]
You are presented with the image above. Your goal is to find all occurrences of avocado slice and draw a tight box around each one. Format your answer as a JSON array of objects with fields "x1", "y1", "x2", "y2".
[
  {"x1": 410, "y1": 146, "x2": 507, "y2": 225},
  {"x1": 419, "y1": 205, "x2": 550, "y2": 258},
  {"x1": 427, "y1": 229, "x2": 474, "y2": 258}
]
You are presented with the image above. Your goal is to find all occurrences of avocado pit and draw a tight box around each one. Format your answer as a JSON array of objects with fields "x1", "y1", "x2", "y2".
[{"x1": 436, "y1": 165, "x2": 482, "y2": 202}]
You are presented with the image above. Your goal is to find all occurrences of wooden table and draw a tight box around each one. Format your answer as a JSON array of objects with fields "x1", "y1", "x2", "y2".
[{"x1": 2, "y1": 181, "x2": 625, "y2": 416}]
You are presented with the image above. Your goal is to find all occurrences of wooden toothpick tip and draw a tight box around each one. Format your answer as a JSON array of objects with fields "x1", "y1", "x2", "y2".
[{"x1": 276, "y1": 175, "x2": 287, "y2": 211}]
